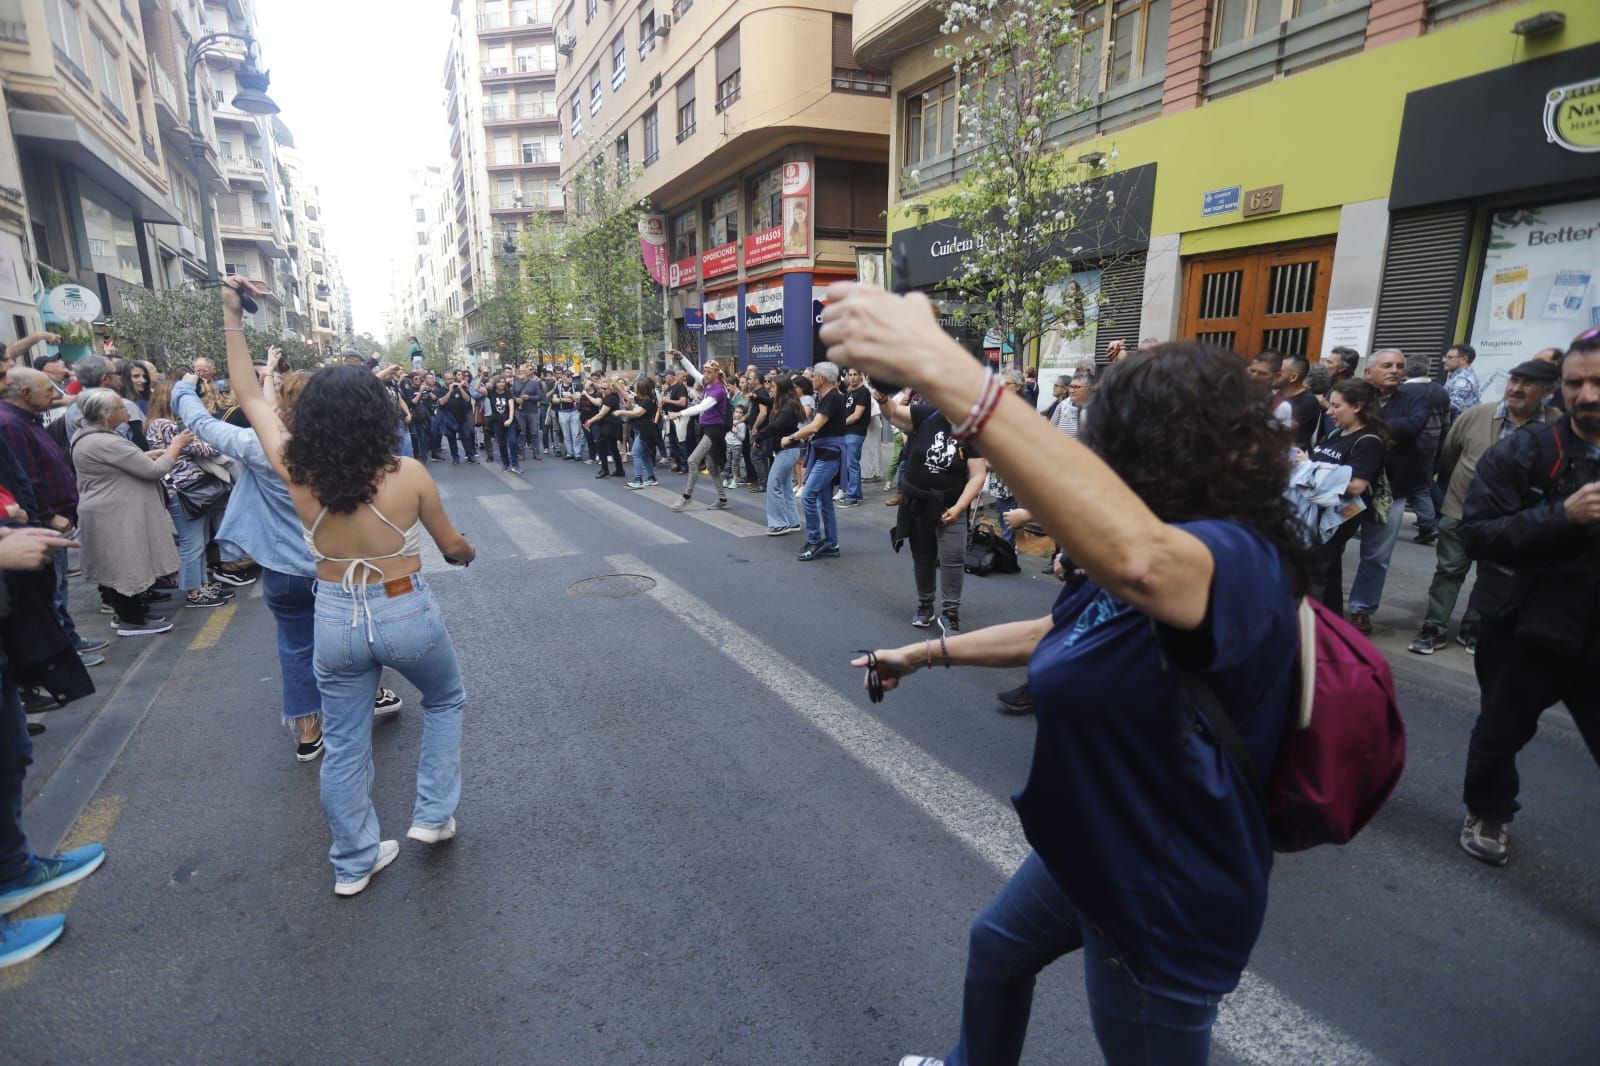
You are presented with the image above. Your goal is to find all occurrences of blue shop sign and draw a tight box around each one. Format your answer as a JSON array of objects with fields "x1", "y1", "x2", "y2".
[
  {"x1": 684, "y1": 307, "x2": 703, "y2": 332},
  {"x1": 1202, "y1": 186, "x2": 1240, "y2": 217}
]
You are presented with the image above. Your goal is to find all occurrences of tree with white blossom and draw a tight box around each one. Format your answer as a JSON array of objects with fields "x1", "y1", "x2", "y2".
[{"x1": 912, "y1": 0, "x2": 1112, "y2": 369}]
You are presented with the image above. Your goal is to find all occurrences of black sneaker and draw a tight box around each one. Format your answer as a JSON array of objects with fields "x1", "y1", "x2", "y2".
[
  {"x1": 114, "y1": 617, "x2": 173, "y2": 637},
  {"x1": 210, "y1": 569, "x2": 257, "y2": 589},
  {"x1": 139, "y1": 589, "x2": 172, "y2": 604},
  {"x1": 1459, "y1": 815, "x2": 1509, "y2": 866},
  {"x1": 1457, "y1": 629, "x2": 1478, "y2": 655},
  {"x1": 796, "y1": 541, "x2": 823, "y2": 561},
  {"x1": 1407, "y1": 622, "x2": 1447, "y2": 655},
  {"x1": 466, "y1": 457, "x2": 478, "y2": 464},
  {"x1": 816, "y1": 542, "x2": 840, "y2": 558},
  {"x1": 296, "y1": 734, "x2": 325, "y2": 762},
  {"x1": 940, "y1": 609, "x2": 960, "y2": 633},
  {"x1": 996, "y1": 683, "x2": 1033, "y2": 716},
  {"x1": 184, "y1": 587, "x2": 230, "y2": 609},
  {"x1": 911, "y1": 604, "x2": 935, "y2": 628},
  {"x1": 1413, "y1": 529, "x2": 1439, "y2": 546},
  {"x1": 373, "y1": 689, "x2": 403, "y2": 717},
  {"x1": 22, "y1": 688, "x2": 60, "y2": 715}
]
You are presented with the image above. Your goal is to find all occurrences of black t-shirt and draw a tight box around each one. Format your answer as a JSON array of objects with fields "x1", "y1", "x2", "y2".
[
  {"x1": 813, "y1": 389, "x2": 847, "y2": 441},
  {"x1": 665, "y1": 382, "x2": 689, "y2": 411},
  {"x1": 746, "y1": 387, "x2": 770, "y2": 426},
  {"x1": 594, "y1": 391, "x2": 624, "y2": 440},
  {"x1": 843, "y1": 385, "x2": 872, "y2": 435},
  {"x1": 1287, "y1": 392, "x2": 1323, "y2": 449},
  {"x1": 904, "y1": 404, "x2": 981, "y2": 493},
  {"x1": 413, "y1": 386, "x2": 437, "y2": 419},
  {"x1": 490, "y1": 393, "x2": 514, "y2": 421},
  {"x1": 634, "y1": 396, "x2": 660, "y2": 443},
  {"x1": 442, "y1": 383, "x2": 472, "y2": 423},
  {"x1": 1310, "y1": 430, "x2": 1385, "y2": 510}
]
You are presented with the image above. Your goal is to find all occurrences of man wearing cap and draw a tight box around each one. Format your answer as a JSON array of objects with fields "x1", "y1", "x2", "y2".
[
  {"x1": 1408, "y1": 359, "x2": 1559, "y2": 657},
  {"x1": 1455, "y1": 332, "x2": 1600, "y2": 867}
]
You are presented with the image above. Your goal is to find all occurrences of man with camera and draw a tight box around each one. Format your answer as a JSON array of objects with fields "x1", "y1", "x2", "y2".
[{"x1": 1457, "y1": 330, "x2": 1600, "y2": 866}]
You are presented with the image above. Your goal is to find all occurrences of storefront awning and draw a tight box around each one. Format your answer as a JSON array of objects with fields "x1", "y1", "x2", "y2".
[{"x1": 9, "y1": 109, "x2": 179, "y2": 225}]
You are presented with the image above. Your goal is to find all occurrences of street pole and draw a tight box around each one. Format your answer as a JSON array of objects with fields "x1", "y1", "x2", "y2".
[{"x1": 186, "y1": 50, "x2": 221, "y2": 285}]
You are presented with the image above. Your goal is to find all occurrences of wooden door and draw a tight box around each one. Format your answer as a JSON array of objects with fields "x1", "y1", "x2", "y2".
[{"x1": 1179, "y1": 241, "x2": 1334, "y2": 359}]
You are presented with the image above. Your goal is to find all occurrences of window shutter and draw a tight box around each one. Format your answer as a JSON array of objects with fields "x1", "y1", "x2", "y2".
[
  {"x1": 1371, "y1": 206, "x2": 1472, "y2": 376},
  {"x1": 1095, "y1": 253, "x2": 1147, "y2": 365},
  {"x1": 832, "y1": 15, "x2": 855, "y2": 70},
  {"x1": 677, "y1": 73, "x2": 694, "y2": 106},
  {"x1": 716, "y1": 30, "x2": 740, "y2": 84}
]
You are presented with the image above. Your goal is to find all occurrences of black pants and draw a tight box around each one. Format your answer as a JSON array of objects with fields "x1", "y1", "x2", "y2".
[
  {"x1": 594, "y1": 436, "x2": 624, "y2": 476},
  {"x1": 1316, "y1": 517, "x2": 1363, "y2": 615},
  {"x1": 100, "y1": 586, "x2": 147, "y2": 624},
  {"x1": 1464, "y1": 614, "x2": 1600, "y2": 823}
]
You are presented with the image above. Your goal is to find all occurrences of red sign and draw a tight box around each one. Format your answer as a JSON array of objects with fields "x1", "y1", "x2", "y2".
[
  {"x1": 668, "y1": 257, "x2": 698, "y2": 289},
  {"x1": 782, "y1": 161, "x2": 811, "y2": 197},
  {"x1": 701, "y1": 241, "x2": 738, "y2": 279},
  {"x1": 743, "y1": 226, "x2": 784, "y2": 268},
  {"x1": 638, "y1": 215, "x2": 668, "y2": 286}
]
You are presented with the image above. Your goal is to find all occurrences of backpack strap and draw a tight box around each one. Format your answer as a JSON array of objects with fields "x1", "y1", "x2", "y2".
[
  {"x1": 1183, "y1": 675, "x2": 1266, "y2": 803},
  {"x1": 1296, "y1": 598, "x2": 1316, "y2": 730}
]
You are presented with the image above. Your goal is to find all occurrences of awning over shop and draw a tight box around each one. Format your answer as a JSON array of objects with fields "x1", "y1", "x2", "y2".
[{"x1": 9, "y1": 108, "x2": 179, "y2": 225}]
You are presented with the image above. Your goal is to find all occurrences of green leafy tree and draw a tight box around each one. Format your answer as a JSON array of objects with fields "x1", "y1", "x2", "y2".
[
  {"x1": 106, "y1": 286, "x2": 223, "y2": 372},
  {"x1": 241, "y1": 327, "x2": 321, "y2": 370},
  {"x1": 475, "y1": 268, "x2": 527, "y2": 365},
  {"x1": 566, "y1": 147, "x2": 649, "y2": 372},
  {"x1": 913, "y1": 0, "x2": 1109, "y2": 369},
  {"x1": 519, "y1": 210, "x2": 579, "y2": 363}
]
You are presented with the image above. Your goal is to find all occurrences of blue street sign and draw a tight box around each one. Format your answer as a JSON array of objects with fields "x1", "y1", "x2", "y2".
[{"x1": 1202, "y1": 186, "x2": 1241, "y2": 217}]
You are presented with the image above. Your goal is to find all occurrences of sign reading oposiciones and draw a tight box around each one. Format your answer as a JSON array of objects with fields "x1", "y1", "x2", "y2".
[{"x1": 1545, "y1": 75, "x2": 1600, "y2": 153}]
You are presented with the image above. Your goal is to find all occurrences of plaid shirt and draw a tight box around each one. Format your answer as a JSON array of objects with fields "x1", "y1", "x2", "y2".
[{"x1": 0, "y1": 400, "x2": 77, "y2": 523}]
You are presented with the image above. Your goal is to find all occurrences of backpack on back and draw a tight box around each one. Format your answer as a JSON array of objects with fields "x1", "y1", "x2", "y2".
[{"x1": 1191, "y1": 598, "x2": 1405, "y2": 852}]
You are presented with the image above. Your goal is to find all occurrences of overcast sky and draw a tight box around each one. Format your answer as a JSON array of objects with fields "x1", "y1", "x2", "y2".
[{"x1": 254, "y1": 0, "x2": 455, "y2": 337}]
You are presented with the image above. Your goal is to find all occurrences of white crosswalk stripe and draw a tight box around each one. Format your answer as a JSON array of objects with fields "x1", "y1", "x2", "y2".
[
  {"x1": 636, "y1": 485, "x2": 768, "y2": 537},
  {"x1": 604, "y1": 551, "x2": 1383, "y2": 1066},
  {"x1": 479, "y1": 494, "x2": 579, "y2": 559},
  {"x1": 557, "y1": 489, "x2": 688, "y2": 545}
]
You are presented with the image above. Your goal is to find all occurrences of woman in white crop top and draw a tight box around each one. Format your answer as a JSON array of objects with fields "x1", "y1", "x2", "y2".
[{"x1": 218, "y1": 278, "x2": 476, "y2": 898}]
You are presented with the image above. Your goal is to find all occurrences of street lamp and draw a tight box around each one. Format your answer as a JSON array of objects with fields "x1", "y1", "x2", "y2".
[{"x1": 186, "y1": 33, "x2": 280, "y2": 285}]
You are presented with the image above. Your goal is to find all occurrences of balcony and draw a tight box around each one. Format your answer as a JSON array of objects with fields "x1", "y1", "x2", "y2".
[
  {"x1": 141, "y1": 131, "x2": 158, "y2": 165},
  {"x1": 477, "y1": 11, "x2": 553, "y2": 35},
  {"x1": 488, "y1": 152, "x2": 559, "y2": 171},
  {"x1": 483, "y1": 100, "x2": 560, "y2": 126},
  {"x1": 491, "y1": 190, "x2": 562, "y2": 213},
  {"x1": 479, "y1": 57, "x2": 556, "y2": 82},
  {"x1": 224, "y1": 154, "x2": 269, "y2": 185},
  {"x1": 0, "y1": 19, "x2": 27, "y2": 45},
  {"x1": 152, "y1": 64, "x2": 184, "y2": 130}
]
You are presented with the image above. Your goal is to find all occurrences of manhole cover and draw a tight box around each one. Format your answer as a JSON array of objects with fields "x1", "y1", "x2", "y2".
[{"x1": 567, "y1": 573, "x2": 657, "y2": 599}]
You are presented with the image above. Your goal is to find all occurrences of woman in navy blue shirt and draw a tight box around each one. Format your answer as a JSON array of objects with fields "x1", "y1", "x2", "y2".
[{"x1": 824, "y1": 284, "x2": 1312, "y2": 1066}]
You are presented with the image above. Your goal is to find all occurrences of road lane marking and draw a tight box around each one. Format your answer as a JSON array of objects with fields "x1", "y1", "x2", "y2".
[
  {"x1": 558, "y1": 489, "x2": 687, "y2": 546},
  {"x1": 0, "y1": 794, "x2": 124, "y2": 991},
  {"x1": 604, "y1": 552, "x2": 1382, "y2": 1066},
  {"x1": 479, "y1": 494, "x2": 579, "y2": 559},
  {"x1": 188, "y1": 603, "x2": 237, "y2": 650},
  {"x1": 637, "y1": 486, "x2": 767, "y2": 538},
  {"x1": 485, "y1": 466, "x2": 532, "y2": 492}
]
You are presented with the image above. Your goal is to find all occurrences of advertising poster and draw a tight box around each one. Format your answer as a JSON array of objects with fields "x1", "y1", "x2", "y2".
[
  {"x1": 744, "y1": 226, "x2": 784, "y2": 268},
  {"x1": 1035, "y1": 270, "x2": 1102, "y2": 410},
  {"x1": 702, "y1": 242, "x2": 738, "y2": 280},
  {"x1": 669, "y1": 257, "x2": 698, "y2": 289},
  {"x1": 1470, "y1": 198, "x2": 1600, "y2": 400},
  {"x1": 638, "y1": 215, "x2": 668, "y2": 286},
  {"x1": 782, "y1": 161, "x2": 811, "y2": 258}
]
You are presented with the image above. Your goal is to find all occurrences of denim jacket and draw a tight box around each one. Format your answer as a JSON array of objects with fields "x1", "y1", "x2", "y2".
[{"x1": 173, "y1": 381, "x2": 315, "y2": 578}]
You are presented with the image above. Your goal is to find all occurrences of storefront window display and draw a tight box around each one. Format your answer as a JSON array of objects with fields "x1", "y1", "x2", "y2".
[
  {"x1": 702, "y1": 292, "x2": 739, "y2": 364},
  {"x1": 705, "y1": 188, "x2": 738, "y2": 249},
  {"x1": 76, "y1": 177, "x2": 141, "y2": 286}
]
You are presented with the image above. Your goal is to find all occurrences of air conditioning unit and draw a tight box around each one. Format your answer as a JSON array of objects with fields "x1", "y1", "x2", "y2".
[
  {"x1": 557, "y1": 32, "x2": 576, "y2": 54},
  {"x1": 656, "y1": 14, "x2": 672, "y2": 35},
  {"x1": 648, "y1": 74, "x2": 662, "y2": 95}
]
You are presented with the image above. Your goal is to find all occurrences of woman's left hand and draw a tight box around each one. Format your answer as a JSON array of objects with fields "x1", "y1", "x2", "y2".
[
  {"x1": 940, "y1": 505, "x2": 962, "y2": 525},
  {"x1": 218, "y1": 275, "x2": 262, "y2": 317}
]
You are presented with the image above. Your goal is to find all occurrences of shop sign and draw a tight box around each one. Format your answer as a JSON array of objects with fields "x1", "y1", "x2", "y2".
[
  {"x1": 1544, "y1": 76, "x2": 1600, "y2": 154},
  {"x1": 744, "y1": 226, "x2": 784, "y2": 268},
  {"x1": 41, "y1": 284, "x2": 102, "y2": 324},
  {"x1": 702, "y1": 242, "x2": 738, "y2": 279},
  {"x1": 1469, "y1": 197, "x2": 1600, "y2": 401},
  {"x1": 684, "y1": 307, "x2": 703, "y2": 332},
  {"x1": 669, "y1": 256, "x2": 698, "y2": 289},
  {"x1": 638, "y1": 214, "x2": 669, "y2": 285},
  {"x1": 743, "y1": 284, "x2": 784, "y2": 329},
  {"x1": 1321, "y1": 307, "x2": 1374, "y2": 355},
  {"x1": 1202, "y1": 186, "x2": 1240, "y2": 217},
  {"x1": 703, "y1": 294, "x2": 739, "y2": 334},
  {"x1": 1242, "y1": 184, "x2": 1284, "y2": 218},
  {"x1": 781, "y1": 161, "x2": 811, "y2": 260}
]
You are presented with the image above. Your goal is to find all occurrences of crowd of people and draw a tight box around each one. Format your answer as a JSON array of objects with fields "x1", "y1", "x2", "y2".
[{"x1": 0, "y1": 274, "x2": 1594, "y2": 1066}]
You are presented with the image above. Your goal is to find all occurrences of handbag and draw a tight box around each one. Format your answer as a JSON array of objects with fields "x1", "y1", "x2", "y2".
[
  {"x1": 964, "y1": 522, "x2": 1020, "y2": 576},
  {"x1": 175, "y1": 473, "x2": 230, "y2": 519}
]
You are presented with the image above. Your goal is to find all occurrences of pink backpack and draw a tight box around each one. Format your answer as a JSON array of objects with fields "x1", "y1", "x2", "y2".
[{"x1": 1191, "y1": 599, "x2": 1406, "y2": 852}]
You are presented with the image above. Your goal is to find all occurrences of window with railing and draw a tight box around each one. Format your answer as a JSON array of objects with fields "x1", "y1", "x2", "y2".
[
  {"x1": 1205, "y1": 0, "x2": 1371, "y2": 99},
  {"x1": 643, "y1": 106, "x2": 659, "y2": 165},
  {"x1": 831, "y1": 16, "x2": 889, "y2": 95},
  {"x1": 611, "y1": 32, "x2": 626, "y2": 88},
  {"x1": 590, "y1": 64, "x2": 602, "y2": 114},
  {"x1": 671, "y1": 0, "x2": 693, "y2": 18},
  {"x1": 670, "y1": 207, "x2": 697, "y2": 261},
  {"x1": 639, "y1": 2, "x2": 655, "y2": 54},
  {"x1": 93, "y1": 34, "x2": 126, "y2": 122},
  {"x1": 585, "y1": 0, "x2": 596, "y2": 23},
  {"x1": 47, "y1": 0, "x2": 90, "y2": 87},
  {"x1": 714, "y1": 30, "x2": 740, "y2": 110},
  {"x1": 675, "y1": 73, "x2": 695, "y2": 141}
]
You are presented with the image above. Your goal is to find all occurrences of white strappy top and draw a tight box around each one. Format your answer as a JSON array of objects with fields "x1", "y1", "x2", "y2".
[{"x1": 301, "y1": 503, "x2": 425, "y2": 642}]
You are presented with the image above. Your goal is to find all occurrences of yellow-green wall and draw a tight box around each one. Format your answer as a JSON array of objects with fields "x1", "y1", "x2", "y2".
[{"x1": 891, "y1": 1, "x2": 1600, "y2": 253}]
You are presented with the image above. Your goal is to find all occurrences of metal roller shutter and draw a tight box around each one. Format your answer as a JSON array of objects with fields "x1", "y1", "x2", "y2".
[
  {"x1": 1096, "y1": 253, "x2": 1146, "y2": 365},
  {"x1": 1371, "y1": 206, "x2": 1473, "y2": 376}
]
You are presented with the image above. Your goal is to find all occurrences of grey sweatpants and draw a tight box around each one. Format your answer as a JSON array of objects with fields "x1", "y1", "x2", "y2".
[
  {"x1": 913, "y1": 513, "x2": 967, "y2": 611},
  {"x1": 683, "y1": 431, "x2": 726, "y2": 500}
]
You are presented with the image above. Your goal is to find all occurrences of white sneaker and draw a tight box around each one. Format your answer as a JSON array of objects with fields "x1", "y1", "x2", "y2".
[
  {"x1": 899, "y1": 1058, "x2": 944, "y2": 1066},
  {"x1": 406, "y1": 816, "x2": 457, "y2": 845},
  {"x1": 833, "y1": 489, "x2": 844, "y2": 500},
  {"x1": 334, "y1": 839, "x2": 399, "y2": 897}
]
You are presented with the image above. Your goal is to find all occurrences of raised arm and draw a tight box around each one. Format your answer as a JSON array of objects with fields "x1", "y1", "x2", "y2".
[
  {"x1": 875, "y1": 390, "x2": 915, "y2": 433},
  {"x1": 415, "y1": 466, "x2": 474, "y2": 562},
  {"x1": 218, "y1": 277, "x2": 290, "y2": 483},
  {"x1": 820, "y1": 283, "x2": 1214, "y2": 630},
  {"x1": 174, "y1": 380, "x2": 267, "y2": 469},
  {"x1": 678, "y1": 354, "x2": 703, "y2": 384},
  {"x1": 6, "y1": 331, "x2": 60, "y2": 362}
]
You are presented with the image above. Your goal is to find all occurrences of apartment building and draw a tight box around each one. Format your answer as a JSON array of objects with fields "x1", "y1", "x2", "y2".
[
  {"x1": 856, "y1": 0, "x2": 1600, "y2": 396},
  {"x1": 387, "y1": 164, "x2": 460, "y2": 355},
  {"x1": 443, "y1": 0, "x2": 564, "y2": 350},
  {"x1": 555, "y1": 0, "x2": 892, "y2": 369}
]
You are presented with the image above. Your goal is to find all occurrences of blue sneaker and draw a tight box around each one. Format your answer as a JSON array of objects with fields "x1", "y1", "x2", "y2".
[
  {"x1": 0, "y1": 914, "x2": 66, "y2": 969},
  {"x1": 0, "y1": 845, "x2": 107, "y2": 915}
]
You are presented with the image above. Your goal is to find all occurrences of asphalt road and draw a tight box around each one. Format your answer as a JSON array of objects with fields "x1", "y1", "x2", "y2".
[{"x1": 5, "y1": 456, "x2": 1598, "y2": 1065}]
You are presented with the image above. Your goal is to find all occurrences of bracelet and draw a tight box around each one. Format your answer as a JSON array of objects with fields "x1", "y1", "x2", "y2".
[
  {"x1": 950, "y1": 368, "x2": 1002, "y2": 441},
  {"x1": 939, "y1": 630, "x2": 951, "y2": 668}
]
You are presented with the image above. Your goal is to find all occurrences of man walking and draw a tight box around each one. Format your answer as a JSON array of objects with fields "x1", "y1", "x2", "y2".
[
  {"x1": 837, "y1": 368, "x2": 872, "y2": 506},
  {"x1": 514, "y1": 366, "x2": 545, "y2": 461},
  {"x1": 1407, "y1": 360, "x2": 1558, "y2": 656},
  {"x1": 1346, "y1": 349, "x2": 1431, "y2": 633},
  {"x1": 1456, "y1": 333, "x2": 1600, "y2": 866}
]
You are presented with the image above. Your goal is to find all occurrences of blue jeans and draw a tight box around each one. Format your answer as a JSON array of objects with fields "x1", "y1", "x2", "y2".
[
  {"x1": 630, "y1": 434, "x2": 656, "y2": 481},
  {"x1": 313, "y1": 575, "x2": 466, "y2": 881},
  {"x1": 165, "y1": 493, "x2": 211, "y2": 593},
  {"x1": 840, "y1": 433, "x2": 865, "y2": 502},
  {"x1": 997, "y1": 496, "x2": 1019, "y2": 545},
  {"x1": 1406, "y1": 485, "x2": 1437, "y2": 536},
  {"x1": 801, "y1": 453, "x2": 841, "y2": 546},
  {"x1": 494, "y1": 421, "x2": 520, "y2": 468},
  {"x1": 438, "y1": 412, "x2": 475, "y2": 461},
  {"x1": 948, "y1": 852, "x2": 1219, "y2": 1066},
  {"x1": 395, "y1": 423, "x2": 413, "y2": 458},
  {"x1": 52, "y1": 548, "x2": 80, "y2": 646},
  {"x1": 1350, "y1": 496, "x2": 1407, "y2": 614},
  {"x1": 558, "y1": 409, "x2": 584, "y2": 458},
  {"x1": 0, "y1": 653, "x2": 32, "y2": 882},
  {"x1": 261, "y1": 569, "x2": 321, "y2": 723},
  {"x1": 766, "y1": 448, "x2": 801, "y2": 528}
]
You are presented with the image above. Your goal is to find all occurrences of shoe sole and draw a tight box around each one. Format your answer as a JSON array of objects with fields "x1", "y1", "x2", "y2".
[
  {"x1": 0, "y1": 850, "x2": 106, "y2": 915},
  {"x1": 1459, "y1": 838, "x2": 1509, "y2": 866},
  {"x1": 374, "y1": 704, "x2": 403, "y2": 717},
  {"x1": 1407, "y1": 643, "x2": 1440, "y2": 656},
  {"x1": 115, "y1": 625, "x2": 173, "y2": 637},
  {"x1": 911, "y1": 618, "x2": 933, "y2": 628},
  {"x1": 406, "y1": 817, "x2": 457, "y2": 845},
  {"x1": 184, "y1": 600, "x2": 228, "y2": 608},
  {"x1": 334, "y1": 842, "x2": 400, "y2": 897}
]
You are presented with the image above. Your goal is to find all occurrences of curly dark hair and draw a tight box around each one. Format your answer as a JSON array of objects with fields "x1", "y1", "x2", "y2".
[
  {"x1": 1081, "y1": 342, "x2": 1314, "y2": 595},
  {"x1": 283, "y1": 365, "x2": 400, "y2": 514}
]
